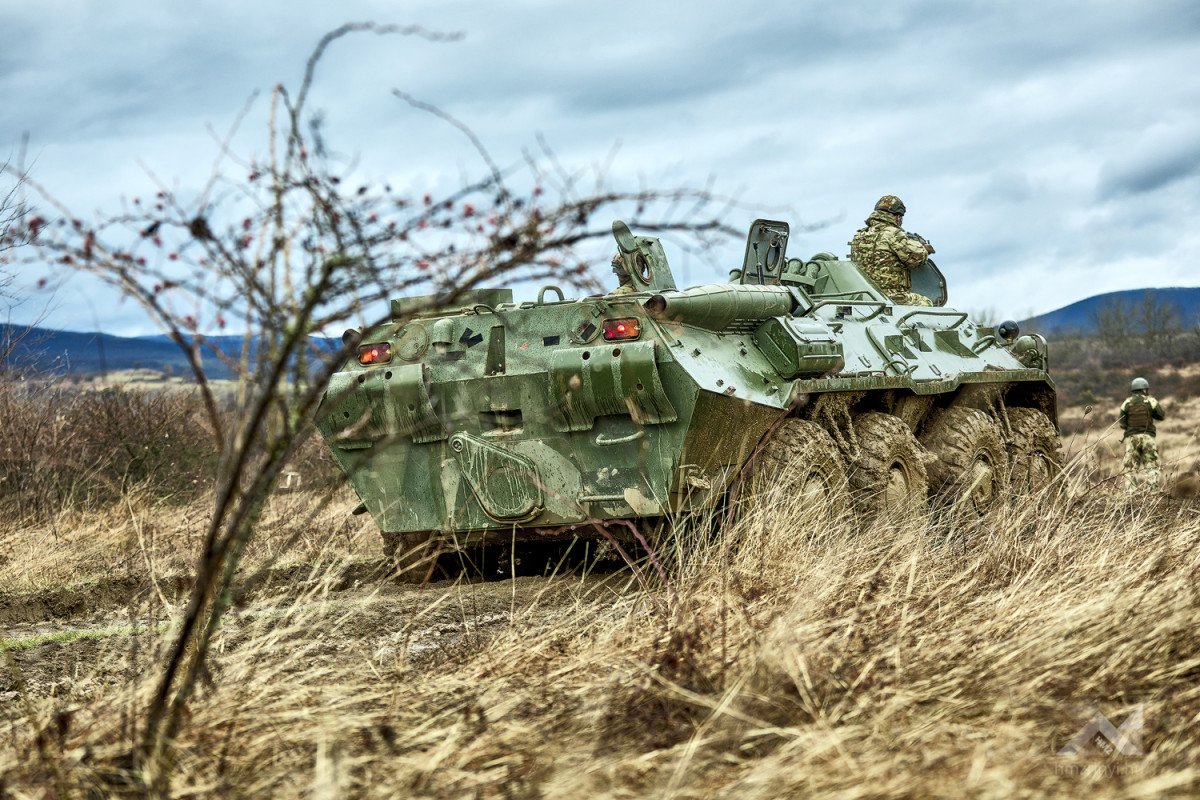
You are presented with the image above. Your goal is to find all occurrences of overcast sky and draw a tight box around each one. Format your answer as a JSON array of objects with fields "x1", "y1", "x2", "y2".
[{"x1": 3, "y1": 0, "x2": 1199, "y2": 335}]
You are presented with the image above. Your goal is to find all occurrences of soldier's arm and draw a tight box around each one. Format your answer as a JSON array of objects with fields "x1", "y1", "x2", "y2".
[
  {"x1": 1151, "y1": 397, "x2": 1166, "y2": 420},
  {"x1": 884, "y1": 228, "x2": 930, "y2": 269},
  {"x1": 1118, "y1": 399, "x2": 1129, "y2": 428}
]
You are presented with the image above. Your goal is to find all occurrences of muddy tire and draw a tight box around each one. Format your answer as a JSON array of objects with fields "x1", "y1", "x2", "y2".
[
  {"x1": 847, "y1": 412, "x2": 929, "y2": 523},
  {"x1": 1008, "y1": 407, "x2": 1064, "y2": 496},
  {"x1": 748, "y1": 418, "x2": 851, "y2": 520},
  {"x1": 920, "y1": 407, "x2": 1008, "y2": 517},
  {"x1": 381, "y1": 531, "x2": 439, "y2": 583}
]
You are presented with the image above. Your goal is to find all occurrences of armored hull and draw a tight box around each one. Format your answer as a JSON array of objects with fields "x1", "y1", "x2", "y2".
[{"x1": 317, "y1": 220, "x2": 1059, "y2": 554}]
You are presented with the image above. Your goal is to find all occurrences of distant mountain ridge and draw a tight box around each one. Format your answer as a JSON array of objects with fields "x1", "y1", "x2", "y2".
[
  {"x1": 4, "y1": 286, "x2": 1198, "y2": 376},
  {"x1": 1020, "y1": 287, "x2": 1200, "y2": 336},
  {"x1": 0, "y1": 325, "x2": 337, "y2": 378}
]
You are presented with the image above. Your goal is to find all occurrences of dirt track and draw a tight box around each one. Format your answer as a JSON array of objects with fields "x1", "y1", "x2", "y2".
[
  {"x1": 0, "y1": 560, "x2": 631, "y2": 721},
  {"x1": 0, "y1": 558, "x2": 394, "y2": 629}
]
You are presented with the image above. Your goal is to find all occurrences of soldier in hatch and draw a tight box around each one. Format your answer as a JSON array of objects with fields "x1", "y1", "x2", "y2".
[
  {"x1": 849, "y1": 195, "x2": 935, "y2": 306},
  {"x1": 1119, "y1": 377, "x2": 1166, "y2": 492},
  {"x1": 609, "y1": 253, "x2": 636, "y2": 295}
]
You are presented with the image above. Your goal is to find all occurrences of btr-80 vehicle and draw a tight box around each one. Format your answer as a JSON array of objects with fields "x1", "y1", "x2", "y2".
[{"x1": 317, "y1": 219, "x2": 1061, "y2": 565}]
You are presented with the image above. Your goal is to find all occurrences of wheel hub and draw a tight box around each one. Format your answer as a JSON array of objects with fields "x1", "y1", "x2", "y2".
[
  {"x1": 800, "y1": 472, "x2": 827, "y2": 499},
  {"x1": 885, "y1": 463, "x2": 910, "y2": 510},
  {"x1": 967, "y1": 457, "x2": 997, "y2": 514},
  {"x1": 1028, "y1": 452, "x2": 1052, "y2": 488}
]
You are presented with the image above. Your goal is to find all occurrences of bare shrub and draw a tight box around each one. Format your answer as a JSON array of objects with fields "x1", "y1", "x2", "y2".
[
  {"x1": 0, "y1": 383, "x2": 219, "y2": 521},
  {"x1": 3, "y1": 23, "x2": 734, "y2": 791}
]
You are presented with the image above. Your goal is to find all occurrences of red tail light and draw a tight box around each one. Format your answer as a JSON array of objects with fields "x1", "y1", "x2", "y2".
[
  {"x1": 602, "y1": 318, "x2": 641, "y2": 341},
  {"x1": 357, "y1": 342, "x2": 392, "y2": 365}
]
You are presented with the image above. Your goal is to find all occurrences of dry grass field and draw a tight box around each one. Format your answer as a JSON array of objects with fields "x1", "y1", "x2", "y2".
[{"x1": 1, "y1": 384, "x2": 1199, "y2": 798}]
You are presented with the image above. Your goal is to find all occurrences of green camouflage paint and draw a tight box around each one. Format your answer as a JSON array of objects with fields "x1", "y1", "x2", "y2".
[{"x1": 316, "y1": 219, "x2": 1055, "y2": 544}]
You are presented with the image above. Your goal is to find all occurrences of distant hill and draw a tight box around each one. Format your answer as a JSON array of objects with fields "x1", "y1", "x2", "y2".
[
  {"x1": 0, "y1": 325, "x2": 337, "y2": 379},
  {"x1": 1020, "y1": 287, "x2": 1200, "y2": 336},
  {"x1": 5, "y1": 286, "x2": 1200, "y2": 378}
]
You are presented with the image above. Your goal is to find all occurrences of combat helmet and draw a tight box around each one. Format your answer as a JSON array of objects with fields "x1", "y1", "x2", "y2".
[
  {"x1": 874, "y1": 195, "x2": 906, "y2": 215},
  {"x1": 1131, "y1": 377, "x2": 1149, "y2": 392}
]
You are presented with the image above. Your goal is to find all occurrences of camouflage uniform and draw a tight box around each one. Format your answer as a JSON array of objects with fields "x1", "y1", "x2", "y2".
[
  {"x1": 1119, "y1": 393, "x2": 1165, "y2": 491},
  {"x1": 850, "y1": 209, "x2": 932, "y2": 306},
  {"x1": 609, "y1": 253, "x2": 636, "y2": 295}
]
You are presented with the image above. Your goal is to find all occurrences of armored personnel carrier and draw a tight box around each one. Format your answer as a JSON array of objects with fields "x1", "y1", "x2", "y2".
[{"x1": 317, "y1": 219, "x2": 1061, "y2": 565}]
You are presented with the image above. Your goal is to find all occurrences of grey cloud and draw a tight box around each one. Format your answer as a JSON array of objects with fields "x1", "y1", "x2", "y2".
[
  {"x1": 3, "y1": 0, "x2": 1200, "y2": 331},
  {"x1": 1097, "y1": 136, "x2": 1200, "y2": 198},
  {"x1": 967, "y1": 170, "x2": 1036, "y2": 207}
]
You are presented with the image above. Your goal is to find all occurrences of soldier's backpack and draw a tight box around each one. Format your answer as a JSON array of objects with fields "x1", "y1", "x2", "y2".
[{"x1": 1125, "y1": 394, "x2": 1153, "y2": 436}]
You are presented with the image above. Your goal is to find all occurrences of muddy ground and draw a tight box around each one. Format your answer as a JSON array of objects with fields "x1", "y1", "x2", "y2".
[{"x1": 0, "y1": 559, "x2": 633, "y2": 724}]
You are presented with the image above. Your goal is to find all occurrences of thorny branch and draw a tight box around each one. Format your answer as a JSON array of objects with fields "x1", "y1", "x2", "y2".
[{"x1": 3, "y1": 23, "x2": 738, "y2": 795}]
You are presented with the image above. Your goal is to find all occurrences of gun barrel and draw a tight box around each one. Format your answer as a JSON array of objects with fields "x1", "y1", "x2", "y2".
[{"x1": 644, "y1": 284, "x2": 795, "y2": 330}]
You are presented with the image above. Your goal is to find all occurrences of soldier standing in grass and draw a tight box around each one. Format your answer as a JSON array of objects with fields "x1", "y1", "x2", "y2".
[
  {"x1": 850, "y1": 195, "x2": 935, "y2": 306},
  {"x1": 1119, "y1": 377, "x2": 1166, "y2": 492}
]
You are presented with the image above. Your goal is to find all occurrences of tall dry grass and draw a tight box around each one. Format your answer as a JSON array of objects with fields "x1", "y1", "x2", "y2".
[
  {"x1": 3, "y1": 474, "x2": 1199, "y2": 798},
  {"x1": 0, "y1": 380, "x2": 359, "y2": 599},
  {"x1": 0, "y1": 486, "x2": 372, "y2": 597}
]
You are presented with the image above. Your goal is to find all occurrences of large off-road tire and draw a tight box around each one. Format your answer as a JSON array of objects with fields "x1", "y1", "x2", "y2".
[
  {"x1": 1007, "y1": 407, "x2": 1065, "y2": 496},
  {"x1": 847, "y1": 412, "x2": 930, "y2": 524},
  {"x1": 381, "y1": 531, "x2": 439, "y2": 583},
  {"x1": 920, "y1": 407, "x2": 1009, "y2": 518},
  {"x1": 747, "y1": 418, "x2": 850, "y2": 521}
]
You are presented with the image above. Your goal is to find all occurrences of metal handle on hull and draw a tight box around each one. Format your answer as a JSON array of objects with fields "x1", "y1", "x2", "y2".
[{"x1": 537, "y1": 285, "x2": 566, "y2": 304}]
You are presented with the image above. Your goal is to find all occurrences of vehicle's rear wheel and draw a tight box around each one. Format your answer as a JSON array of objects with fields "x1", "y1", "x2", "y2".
[
  {"x1": 920, "y1": 407, "x2": 1009, "y2": 518},
  {"x1": 1007, "y1": 407, "x2": 1065, "y2": 496},
  {"x1": 382, "y1": 531, "x2": 439, "y2": 583},
  {"x1": 847, "y1": 412, "x2": 930, "y2": 524},
  {"x1": 748, "y1": 418, "x2": 851, "y2": 521}
]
